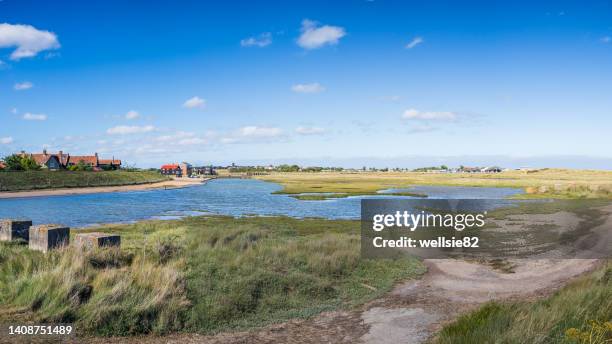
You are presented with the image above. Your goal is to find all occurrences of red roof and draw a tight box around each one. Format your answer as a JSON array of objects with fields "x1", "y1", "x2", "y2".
[
  {"x1": 70, "y1": 155, "x2": 98, "y2": 165},
  {"x1": 161, "y1": 164, "x2": 180, "y2": 170},
  {"x1": 99, "y1": 159, "x2": 121, "y2": 166},
  {"x1": 0, "y1": 161, "x2": 5, "y2": 169}
]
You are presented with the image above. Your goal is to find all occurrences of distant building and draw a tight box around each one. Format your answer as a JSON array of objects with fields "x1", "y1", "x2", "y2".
[
  {"x1": 481, "y1": 166, "x2": 503, "y2": 173},
  {"x1": 193, "y1": 165, "x2": 216, "y2": 176},
  {"x1": 17, "y1": 150, "x2": 121, "y2": 170},
  {"x1": 161, "y1": 164, "x2": 182, "y2": 177},
  {"x1": 179, "y1": 162, "x2": 193, "y2": 177},
  {"x1": 0, "y1": 161, "x2": 5, "y2": 170}
]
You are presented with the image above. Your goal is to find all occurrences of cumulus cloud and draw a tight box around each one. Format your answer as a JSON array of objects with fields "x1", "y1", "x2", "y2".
[
  {"x1": 106, "y1": 125, "x2": 155, "y2": 135},
  {"x1": 297, "y1": 19, "x2": 346, "y2": 49},
  {"x1": 241, "y1": 32, "x2": 272, "y2": 47},
  {"x1": 402, "y1": 108, "x2": 456, "y2": 121},
  {"x1": 125, "y1": 110, "x2": 140, "y2": 120},
  {"x1": 155, "y1": 131, "x2": 195, "y2": 142},
  {"x1": 23, "y1": 112, "x2": 47, "y2": 121},
  {"x1": 0, "y1": 136, "x2": 13, "y2": 144},
  {"x1": 0, "y1": 23, "x2": 60, "y2": 60},
  {"x1": 295, "y1": 126, "x2": 326, "y2": 135},
  {"x1": 291, "y1": 82, "x2": 325, "y2": 93},
  {"x1": 222, "y1": 126, "x2": 283, "y2": 144},
  {"x1": 183, "y1": 96, "x2": 206, "y2": 109},
  {"x1": 14, "y1": 81, "x2": 32, "y2": 90},
  {"x1": 405, "y1": 36, "x2": 424, "y2": 49}
]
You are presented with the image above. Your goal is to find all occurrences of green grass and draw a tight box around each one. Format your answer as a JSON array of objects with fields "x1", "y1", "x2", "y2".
[
  {"x1": 0, "y1": 170, "x2": 169, "y2": 192},
  {"x1": 435, "y1": 263, "x2": 612, "y2": 344},
  {"x1": 256, "y1": 169, "x2": 612, "y2": 199},
  {"x1": 287, "y1": 191, "x2": 428, "y2": 200},
  {"x1": 0, "y1": 216, "x2": 425, "y2": 336}
]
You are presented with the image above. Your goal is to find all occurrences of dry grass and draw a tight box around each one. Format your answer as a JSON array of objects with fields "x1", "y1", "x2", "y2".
[{"x1": 256, "y1": 169, "x2": 612, "y2": 199}]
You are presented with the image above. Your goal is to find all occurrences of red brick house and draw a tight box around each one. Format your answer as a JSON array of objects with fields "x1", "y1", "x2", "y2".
[
  {"x1": 18, "y1": 150, "x2": 121, "y2": 170},
  {"x1": 160, "y1": 164, "x2": 182, "y2": 177}
]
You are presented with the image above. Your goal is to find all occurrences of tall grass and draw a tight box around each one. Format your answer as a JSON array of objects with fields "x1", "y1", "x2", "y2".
[
  {"x1": 0, "y1": 216, "x2": 425, "y2": 336},
  {"x1": 435, "y1": 263, "x2": 612, "y2": 344}
]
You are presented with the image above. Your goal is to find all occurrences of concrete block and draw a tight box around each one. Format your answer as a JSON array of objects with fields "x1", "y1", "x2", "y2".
[
  {"x1": 29, "y1": 225, "x2": 70, "y2": 253},
  {"x1": 74, "y1": 232, "x2": 121, "y2": 249},
  {"x1": 0, "y1": 219, "x2": 32, "y2": 241}
]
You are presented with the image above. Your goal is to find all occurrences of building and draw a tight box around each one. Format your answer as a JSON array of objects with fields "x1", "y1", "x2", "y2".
[
  {"x1": 17, "y1": 150, "x2": 121, "y2": 170},
  {"x1": 67, "y1": 153, "x2": 99, "y2": 169},
  {"x1": 21, "y1": 150, "x2": 69, "y2": 170},
  {"x1": 160, "y1": 164, "x2": 182, "y2": 177},
  {"x1": 179, "y1": 162, "x2": 193, "y2": 177},
  {"x1": 193, "y1": 165, "x2": 216, "y2": 176},
  {"x1": 0, "y1": 161, "x2": 5, "y2": 170},
  {"x1": 98, "y1": 158, "x2": 122, "y2": 170}
]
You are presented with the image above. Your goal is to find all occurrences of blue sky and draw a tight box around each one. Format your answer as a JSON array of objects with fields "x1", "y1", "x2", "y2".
[{"x1": 1, "y1": 0, "x2": 611, "y2": 168}]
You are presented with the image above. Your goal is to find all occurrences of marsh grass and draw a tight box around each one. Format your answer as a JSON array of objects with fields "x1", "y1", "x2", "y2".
[
  {"x1": 435, "y1": 263, "x2": 612, "y2": 344},
  {"x1": 257, "y1": 169, "x2": 612, "y2": 199},
  {"x1": 0, "y1": 216, "x2": 424, "y2": 336}
]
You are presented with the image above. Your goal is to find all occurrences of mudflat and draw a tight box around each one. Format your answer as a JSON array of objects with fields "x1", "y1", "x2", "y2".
[{"x1": 0, "y1": 177, "x2": 208, "y2": 199}]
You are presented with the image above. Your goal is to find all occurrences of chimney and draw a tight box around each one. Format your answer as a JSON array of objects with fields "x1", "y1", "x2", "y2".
[
  {"x1": 43, "y1": 149, "x2": 47, "y2": 155},
  {"x1": 59, "y1": 150, "x2": 63, "y2": 157}
]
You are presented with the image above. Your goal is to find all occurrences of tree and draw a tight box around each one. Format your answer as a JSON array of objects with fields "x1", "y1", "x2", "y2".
[
  {"x1": 0, "y1": 154, "x2": 40, "y2": 171},
  {"x1": 3, "y1": 154, "x2": 24, "y2": 171},
  {"x1": 20, "y1": 155, "x2": 41, "y2": 171}
]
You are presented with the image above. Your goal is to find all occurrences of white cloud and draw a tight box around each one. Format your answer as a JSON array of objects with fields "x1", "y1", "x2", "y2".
[
  {"x1": 601, "y1": 36, "x2": 611, "y2": 43},
  {"x1": 23, "y1": 112, "x2": 47, "y2": 121},
  {"x1": 10, "y1": 107, "x2": 17, "y2": 114},
  {"x1": 222, "y1": 126, "x2": 283, "y2": 144},
  {"x1": 125, "y1": 110, "x2": 140, "y2": 120},
  {"x1": 0, "y1": 136, "x2": 13, "y2": 144},
  {"x1": 241, "y1": 32, "x2": 272, "y2": 47},
  {"x1": 297, "y1": 19, "x2": 346, "y2": 49},
  {"x1": 405, "y1": 36, "x2": 424, "y2": 49},
  {"x1": 106, "y1": 125, "x2": 156, "y2": 135},
  {"x1": 291, "y1": 82, "x2": 325, "y2": 93},
  {"x1": 238, "y1": 126, "x2": 282, "y2": 138},
  {"x1": 0, "y1": 23, "x2": 60, "y2": 60},
  {"x1": 155, "y1": 131, "x2": 195, "y2": 142},
  {"x1": 183, "y1": 96, "x2": 206, "y2": 109},
  {"x1": 14, "y1": 81, "x2": 33, "y2": 90},
  {"x1": 295, "y1": 126, "x2": 326, "y2": 135},
  {"x1": 177, "y1": 137, "x2": 207, "y2": 145},
  {"x1": 402, "y1": 108, "x2": 456, "y2": 121}
]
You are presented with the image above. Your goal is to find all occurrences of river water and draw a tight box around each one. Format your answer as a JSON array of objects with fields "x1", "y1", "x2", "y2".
[{"x1": 0, "y1": 179, "x2": 523, "y2": 227}]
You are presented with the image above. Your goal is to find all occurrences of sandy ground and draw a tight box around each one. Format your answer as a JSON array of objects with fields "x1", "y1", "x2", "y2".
[
  {"x1": 0, "y1": 177, "x2": 209, "y2": 199},
  {"x1": 77, "y1": 206, "x2": 612, "y2": 344}
]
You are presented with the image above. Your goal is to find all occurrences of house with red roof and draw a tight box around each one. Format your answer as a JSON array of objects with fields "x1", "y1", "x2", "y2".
[
  {"x1": 18, "y1": 150, "x2": 122, "y2": 170},
  {"x1": 160, "y1": 164, "x2": 182, "y2": 177}
]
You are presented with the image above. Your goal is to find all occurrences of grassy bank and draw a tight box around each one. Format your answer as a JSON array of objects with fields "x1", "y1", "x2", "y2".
[
  {"x1": 256, "y1": 169, "x2": 612, "y2": 199},
  {"x1": 0, "y1": 170, "x2": 169, "y2": 192},
  {"x1": 0, "y1": 216, "x2": 424, "y2": 336},
  {"x1": 435, "y1": 263, "x2": 612, "y2": 344}
]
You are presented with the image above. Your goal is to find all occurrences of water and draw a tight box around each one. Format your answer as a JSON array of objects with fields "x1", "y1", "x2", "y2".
[{"x1": 0, "y1": 179, "x2": 523, "y2": 227}]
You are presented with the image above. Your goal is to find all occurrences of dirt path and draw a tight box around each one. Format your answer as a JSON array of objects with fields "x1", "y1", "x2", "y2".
[
  {"x1": 0, "y1": 177, "x2": 209, "y2": 199},
  {"x1": 88, "y1": 258, "x2": 598, "y2": 344},
  {"x1": 87, "y1": 206, "x2": 611, "y2": 344}
]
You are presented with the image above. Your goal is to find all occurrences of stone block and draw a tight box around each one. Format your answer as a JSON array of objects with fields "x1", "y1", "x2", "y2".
[
  {"x1": 28, "y1": 225, "x2": 70, "y2": 253},
  {"x1": 0, "y1": 219, "x2": 32, "y2": 241},
  {"x1": 74, "y1": 232, "x2": 121, "y2": 249}
]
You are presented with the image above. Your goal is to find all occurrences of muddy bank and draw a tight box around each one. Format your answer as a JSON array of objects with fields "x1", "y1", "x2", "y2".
[{"x1": 0, "y1": 177, "x2": 209, "y2": 199}]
